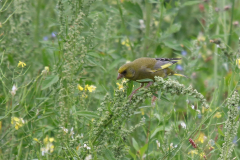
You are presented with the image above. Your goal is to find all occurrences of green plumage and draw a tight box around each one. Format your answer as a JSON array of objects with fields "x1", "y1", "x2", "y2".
[{"x1": 118, "y1": 57, "x2": 182, "y2": 81}]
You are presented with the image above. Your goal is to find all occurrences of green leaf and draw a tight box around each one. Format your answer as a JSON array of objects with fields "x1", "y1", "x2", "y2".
[
  {"x1": 132, "y1": 137, "x2": 140, "y2": 151},
  {"x1": 127, "y1": 81, "x2": 133, "y2": 97},
  {"x1": 103, "y1": 148, "x2": 116, "y2": 160},
  {"x1": 136, "y1": 79, "x2": 153, "y2": 83},
  {"x1": 150, "y1": 126, "x2": 164, "y2": 139},
  {"x1": 166, "y1": 23, "x2": 181, "y2": 34},
  {"x1": 87, "y1": 52, "x2": 101, "y2": 58},
  {"x1": 182, "y1": 1, "x2": 201, "y2": 7},
  {"x1": 160, "y1": 95, "x2": 170, "y2": 102},
  {"x1": 75, "y1": 111, "x2": 99, "y2": 119},
  {"x1": 217, "y1": 126, "x2": 225, "y2": 137},
  {"x1": 123, "y1": 2, "x2": 143, "y2": 19},
  {"x1": 108, "y1": 59, "x2": 125, "y2": 71},
  {"x1": 139, "y1": 144, "x2": 148, "y2": 157},
  {"x1": 163, "y1": 41, "x2": 182, "y2": 51},
  {"x1": 41, "y1": 75, "x2": 59, "y2": 90}
]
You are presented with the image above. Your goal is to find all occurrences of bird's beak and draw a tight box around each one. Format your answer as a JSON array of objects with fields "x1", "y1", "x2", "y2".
[{"x1": 117, "y1": 73, "x2": 124, "y2": 80}]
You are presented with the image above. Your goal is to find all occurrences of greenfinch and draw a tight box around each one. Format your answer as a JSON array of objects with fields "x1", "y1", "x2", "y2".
[{"x1": 117, "y1": 57, "x2": 186, "y2": 99}]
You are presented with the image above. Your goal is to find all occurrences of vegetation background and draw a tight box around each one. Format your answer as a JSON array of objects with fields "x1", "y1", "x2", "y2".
[{"x1": 1, "y1": 0, "x2": 240, "y2": 159}]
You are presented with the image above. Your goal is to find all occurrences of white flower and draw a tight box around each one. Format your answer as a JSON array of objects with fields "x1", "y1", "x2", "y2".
[
  {"x1": 85, "y1": 154, "x2": 92, "y2": 160},
  {"x1": 84, "y1": 144, "x2": 87, "y2": 148},
  {"x1": 181, "y1": 122, "x2": 186, "y2": 129},
  {"x1": 87, "y1": 146, "x2": 91, "y2": 150},
  {"x1": 156, "y1": 140, "x2": 160, "y2": 148},
  {"x1": 139, "y1": 19, "x2": 145, "y2": 29},
  {"x1": 10, "y1": 84, "x2": 17, "y2": 96},
  {"x1": 60, "y1": 127, "x2": 68, "y2": 133},
  {"x1": 191, "y1": 105, "x2": 195, "y2": 109},
  {"x1": 70, "y1": 127, "x2": 74, "y2": 139}
]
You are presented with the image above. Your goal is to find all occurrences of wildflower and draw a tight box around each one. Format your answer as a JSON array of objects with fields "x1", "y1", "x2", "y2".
[
  {"x1": 84, "y1": 144, "x2": 87, "y2": 148},
  {"x1": 43, "y1": 36, "x2": 48, "y2": 41},
  {"x1": 236, "y1": 58, "x2": 240, "y2": 69},
  {"x1": 11, "y1": 117, "x2": 25, "y2": 130},
  {"x1": 122, "y1": 78, "x2": 127, "y2": 83},
  {"x1": 42, "y1": 66, "x2": 49, "y2": 75},
  {"x1": 139, "y1": 19, "x2": 145, "y2": 30},
  {"x1": 233, "y1": 136, "x2": 238, "y2": 144},
  {"x1": 60, "y1": 127, "x2": 68, "y2": 133},
  {"x1": 121, "y1": 38, "x2": 131, "y2": 50},
  {"x1": 18, "y1": 61, "x2": 26, "y2": 68},
  {"x1": 140, "y1": 108, "x2": 144, "y2": 115},
  {"x1": 49, "y1": 137, "x2": 54, "y2": 142},
  {"x1": 197, "y1": 32, "x2": 206, "y2": 42},
  {"x1": 189, "y1": 138, "x2": 197, "y2": 148},
  {"x1": 191, "y1": 105, "x2": 195, "y2": 110},
  {"x1": 156, "y1": 140, "x2": 160, "y2": 148},
  {"x1": 195, "y1": 132, "x2": 206, "y2": 143},
  {"x1": 87, "y1": 146, "x2": 91, "y2": 150},
  {"x1": 10, "y1": 84, "x2": 17, "y2": 96},
  {"x1": 213, "y1": 112, "x2": 222, "y2": 118},
  {"x1": 116, "y1": 83, "x2": 124, "y2": 90},
  {"x1": 51, "y1": 32, "x2": 57, "y2": 38},
  {"x1": 85, "y1": 155, "x2": 92, "y2": 160},
  {"x1": 224, "y1": 5, "x2": 231, "y2": 11},
  {"x1": 33, "y1": 138, "x2": 40, "y2": 142},
  {"x1": 233, "y1": 21, "x2": 239, "y2": 27},
  {"x1": 41, "y1": 136, "x2": 55, "y2": 156},
  {"x1": 78, "y1": 84, "x2": 84, "y2": 91},
  {"x1": 126, "y1": 60, "x2": 131, "y2": 63},
  {"x1": 85, "y1": 85, "x2": 96, "y2": 92},
  {"x1": 188, "y1": 150, "x2": 198, "y2": 156},
  {"x1": 181, "y1": 50, "x2": 187, "y2": 56},
  {"x1": 181, "y1": 122, "x2": 186, "y2": 129},
  {"x1": 70, "y1": 127, "x2": 74, "y2": 139},
  {"x1": 176, "y1": 65, "x2": 183, "y2": 71}
]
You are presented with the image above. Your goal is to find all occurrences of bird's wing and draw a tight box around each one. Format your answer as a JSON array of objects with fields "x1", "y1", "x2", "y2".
[{"x1": 147, "y1": 58, "x2": 181, "y2": 72}]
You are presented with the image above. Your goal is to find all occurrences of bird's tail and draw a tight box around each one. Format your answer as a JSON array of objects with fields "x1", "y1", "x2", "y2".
[{"x1": 173, "y1": 73, "x2": 189, "y2": 78}]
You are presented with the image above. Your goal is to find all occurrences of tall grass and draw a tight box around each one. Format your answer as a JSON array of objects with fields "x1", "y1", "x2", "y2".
[{"x1": 1, "y1": 0, "x2": 240, "y2": 159}]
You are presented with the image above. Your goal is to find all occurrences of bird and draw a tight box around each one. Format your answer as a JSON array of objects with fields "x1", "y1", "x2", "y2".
[{"x1": 117, "y1": 57, "x2": 187, "y2": 100}]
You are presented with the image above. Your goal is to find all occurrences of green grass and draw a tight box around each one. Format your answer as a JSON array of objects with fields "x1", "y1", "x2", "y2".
[{"x1": 1, "y1": 0, "x2": 240, "y2": 159}]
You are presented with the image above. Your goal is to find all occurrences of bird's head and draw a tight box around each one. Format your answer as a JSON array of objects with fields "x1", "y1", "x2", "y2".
[{"x1": 117, "y1": 63, "x2": 135, "y2": 80}]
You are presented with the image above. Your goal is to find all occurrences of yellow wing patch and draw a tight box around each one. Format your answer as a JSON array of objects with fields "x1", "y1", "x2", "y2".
[{"x1": 173, "y1": 74, "x2": 188, "y2": 78}]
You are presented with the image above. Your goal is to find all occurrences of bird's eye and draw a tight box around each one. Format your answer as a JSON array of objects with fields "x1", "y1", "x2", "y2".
[{"x1": 122, "y1": 70, "x2": 127, "y2": 74}]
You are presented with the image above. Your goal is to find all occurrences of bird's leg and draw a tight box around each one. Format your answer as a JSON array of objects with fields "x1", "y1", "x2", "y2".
[
  {"x1": 144, "y1": 81, "x2": 157, "y2": 105},
  {"x1": 129, "y1": 83, "x2": 144, "y2": 101},
  {"x1": 145, "y1": 81, "x2": 153, "y2": 88}
]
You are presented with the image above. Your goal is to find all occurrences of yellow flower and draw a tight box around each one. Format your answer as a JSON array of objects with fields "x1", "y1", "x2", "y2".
[
  {"x1": 78, "y1": 84, "x2": 84, "y2": 91},
  {"x1": 91, "y1": 118, "x2": 95, "y2": 122},
  {"x1": 121, "y1": 38, "x2": 131, "y2": 50},
  {"x1": 49, "y1": 137, "x2": 54, "y2": 142},
  {"x1": 85, "y1": 85, "x2": 96, "y2": 92},
  {"x1": 116, "y1": 83, "x2": 124, "y2": 91},
  {"x1": 11, "y1": 117, "x2": 25, "y2": 130},
  {"x1": 195, "y1": 132, "x2": 206, "y2": 143},
  {"x1": 188, "y1": 150, "x2": 198, "y2": 156},
  {"x1": 17, "y1": 61, "x2": 26, "y2": 68},
  {"x1": 236, "y1": 58, "x2": 240, "y2": 69},
  {"x1": 202, "y1": 106, "x2": 212, "y2": 114},
  {"x1": 43, "y1": 136, "x2": 49, "y2": 145},
  {"x1": 33, "y1": 138, "x2": 40, "y2": 142},
  {"x1": 213, "y1": 112, "x2": 222, "y2": 118},
  {"x1": 122, "y1": 78, "x2": 127, "y2": 83},
  {"x1": 140, "y1": 108, "x2": 144, "y2": 115}
]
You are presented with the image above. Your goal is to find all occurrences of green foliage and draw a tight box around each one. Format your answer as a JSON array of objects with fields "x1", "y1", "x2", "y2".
[{"x1": 1, "y1": 0, "x2": 240, "y2": 159}]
